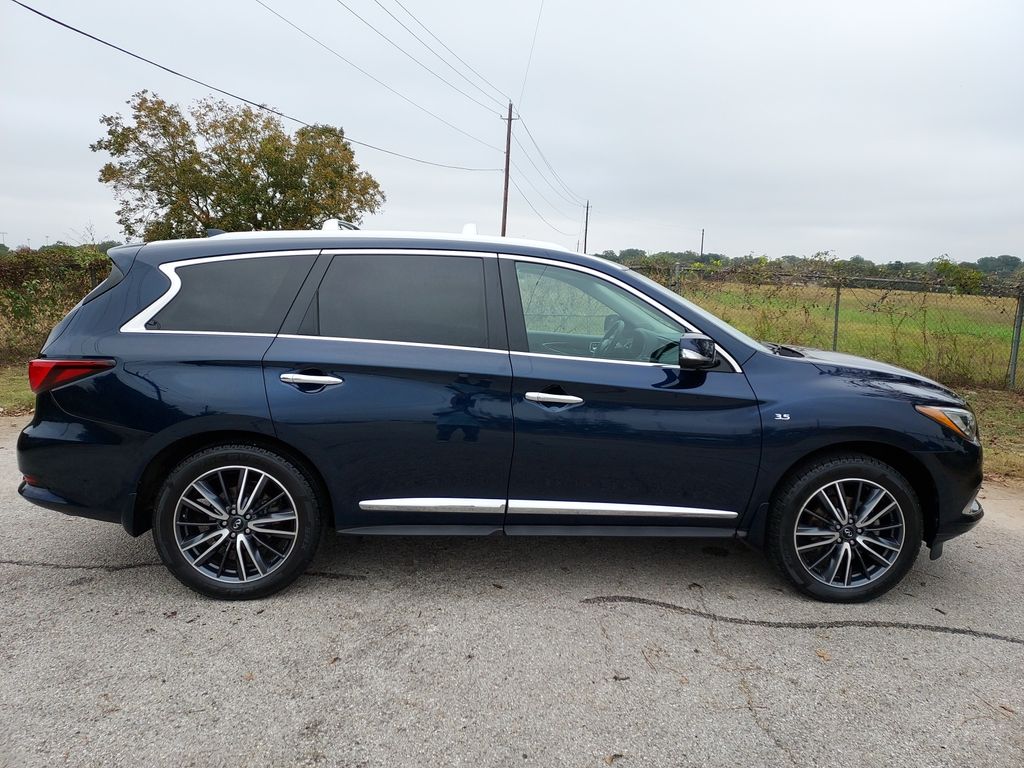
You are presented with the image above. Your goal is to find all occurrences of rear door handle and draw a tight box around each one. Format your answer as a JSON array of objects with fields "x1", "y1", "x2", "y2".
[
  {"x1": 525, "y1": 391, "x2": 584, "y2": 406},
  {"x1": 280, "y1": 372, "x2": 344, "y2": 387}
]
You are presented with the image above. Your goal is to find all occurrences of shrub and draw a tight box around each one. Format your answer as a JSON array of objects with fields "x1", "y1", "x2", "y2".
[{"x1": 0, "y1": 246, "x2": 110, "y2": 362}]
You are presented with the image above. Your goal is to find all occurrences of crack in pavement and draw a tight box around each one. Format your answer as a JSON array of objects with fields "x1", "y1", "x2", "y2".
[
  {"x1": 0, "y1": 559, "x2": 162, "y2": 572},
  {"x1": 692, "y1": 587, "x2": 799, "y2": 766},
  {"x1": 582, "y1": 595, "x2": 1024, "y2": 647},
  {"x1": 305, "y1": 571, "x2": 367, "y2": 581},
  {"x1": 0, "y1": 559, "x2": 367, "y2": 582}
]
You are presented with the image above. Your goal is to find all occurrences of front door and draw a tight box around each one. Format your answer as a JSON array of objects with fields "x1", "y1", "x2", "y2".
[
  {"x1": 500, "y1": 257, "x2": 761, "y2": 533},
  {"x1": 264, "y1": 250, "x2": 514, "y2": 534}
]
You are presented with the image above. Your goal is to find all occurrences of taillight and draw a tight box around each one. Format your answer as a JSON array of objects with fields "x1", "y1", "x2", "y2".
[{"x1": 28, "y1": 358, "x2": 115, "y2": 394}]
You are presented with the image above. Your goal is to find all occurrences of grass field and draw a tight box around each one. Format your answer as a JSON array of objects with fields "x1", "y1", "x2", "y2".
[
  {"x1": 0, "y1": 364, "x2": 1019, "y2": 480},
  {"x1": 677, "y1": 278, "x2": 1020, "y2": 389}
]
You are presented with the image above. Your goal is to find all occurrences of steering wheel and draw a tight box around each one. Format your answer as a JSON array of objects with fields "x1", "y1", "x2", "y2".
[{"x1": 596, "y1": 318, "x2": 627, "y2": 357}]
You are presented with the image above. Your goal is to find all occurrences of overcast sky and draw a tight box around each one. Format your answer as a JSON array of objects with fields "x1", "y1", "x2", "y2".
[{"x1": 2, "y1": 0, "x2": 1022, "y2": 261}]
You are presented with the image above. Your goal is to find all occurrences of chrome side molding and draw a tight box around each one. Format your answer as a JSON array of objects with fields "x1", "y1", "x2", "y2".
[
  {"x1": 506, "y1": 500, "x2": 738, "y2": 518},
  {"x1": 359, "y1": 498, "x2": 506, "y2": 514},
  {"x1": 357, "y1": 497, "x2": 736, "y2": 520}
]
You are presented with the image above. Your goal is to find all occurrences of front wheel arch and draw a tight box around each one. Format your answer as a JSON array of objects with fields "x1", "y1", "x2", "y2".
[
  {"x1": 765, "y1": 451, "x2": 924, "y2": 601},
  {"x1": 748, "y1": 441, "x2": 938, "y2": 549}
]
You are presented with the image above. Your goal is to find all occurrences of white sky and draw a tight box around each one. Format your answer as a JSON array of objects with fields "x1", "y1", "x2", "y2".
[{"x1": 2, "y1": 0, "x2": 1022, "y2": 261}]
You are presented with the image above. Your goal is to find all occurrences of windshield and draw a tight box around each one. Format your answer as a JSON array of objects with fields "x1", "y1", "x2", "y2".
[{"x1": 623, "y1": 267, "x2": 771, "y2": 354}]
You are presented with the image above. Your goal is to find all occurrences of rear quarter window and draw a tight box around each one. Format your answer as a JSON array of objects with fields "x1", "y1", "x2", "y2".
[{"x1": 148, "y1": 254, "x2": 316, "y2": 333}]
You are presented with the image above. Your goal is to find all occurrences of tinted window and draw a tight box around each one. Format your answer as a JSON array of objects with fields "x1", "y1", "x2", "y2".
[
  {"x1": 150, "y1": 254, "x2": 315, "y2": 333},
  {"x1": 514, "y1": 261, "x2": 685, "y2": 363},
  {"x1": 317, "y1": 254, "x2": 488, "y2": 348}
]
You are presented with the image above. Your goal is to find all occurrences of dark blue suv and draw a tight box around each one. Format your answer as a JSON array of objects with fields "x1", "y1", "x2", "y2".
[{"x1": 17, "y1": 229, "x2": 984, "y2": 601}]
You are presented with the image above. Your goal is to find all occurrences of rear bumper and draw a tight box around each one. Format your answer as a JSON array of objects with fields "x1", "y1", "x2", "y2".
[
  {"x1": 18, "y1": 480, "x2": 122, "y2": 524},
  {"x1": 17, "y1": 397, "x2": 143, "y2": 531}
]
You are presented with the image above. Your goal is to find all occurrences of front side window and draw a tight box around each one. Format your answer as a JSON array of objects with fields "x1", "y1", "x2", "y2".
[
  {"x1": 315, "y1": 254, "x2": 488, "y2": 348},
  {"x1": 150, "y1": 254, "x2": 316, "y2": 333},
  {"x1": 514, "y1": 261, "x2": 686, "y2": 363}
]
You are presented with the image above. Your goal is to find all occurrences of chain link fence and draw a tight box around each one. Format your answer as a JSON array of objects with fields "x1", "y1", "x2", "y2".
[{"x1": 631, "y1": 263, "x2": 1024, "y2": 391}]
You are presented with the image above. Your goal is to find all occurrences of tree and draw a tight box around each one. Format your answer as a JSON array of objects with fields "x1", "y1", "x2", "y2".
[{"x1": 92, "y1": 91, "x2": 384, "y2": 240}]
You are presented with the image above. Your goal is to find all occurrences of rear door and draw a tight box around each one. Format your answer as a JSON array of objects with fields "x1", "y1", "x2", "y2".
[
  {"x1": 263, "y1": 250, "x2": 514, "y2": 533},
  {"x1": 500, "y1": 256, "x2": 761, "y2": 533}
]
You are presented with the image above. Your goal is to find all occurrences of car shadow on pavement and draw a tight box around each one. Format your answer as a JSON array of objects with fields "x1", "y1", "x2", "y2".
[{"x1": 308, "y1": 531, "x2": 784, "y2": 596}]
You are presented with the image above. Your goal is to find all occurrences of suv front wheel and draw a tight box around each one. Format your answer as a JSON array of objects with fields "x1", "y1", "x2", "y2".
[
  {"x1": 152, "y1": 444, "x2": 323, "y2": 599},
  {"x1": 767, "y1": 454, "x2": 923, "y2": 602}
]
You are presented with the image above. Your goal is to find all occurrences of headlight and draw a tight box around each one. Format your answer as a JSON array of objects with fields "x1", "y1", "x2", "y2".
[{"x1": 915, "y1": 405, "x2": 979, "y2": 443}]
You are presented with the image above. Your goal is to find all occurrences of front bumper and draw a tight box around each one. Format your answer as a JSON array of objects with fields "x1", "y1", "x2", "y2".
[{"x1": 933, "y1": 494, "x2": 984, "y2": 545}]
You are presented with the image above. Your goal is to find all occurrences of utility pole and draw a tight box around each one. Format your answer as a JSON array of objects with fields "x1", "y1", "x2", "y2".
[
  {"x1": 0, "y1": 232, "x2": 6, "y2": 246},
  {"x1": 500, "y1": 101, "x2": 513, "y2": 236},
  {"x1": 700, "y1": 228, "x2": 704, "y2": 259},
  {"x1": 582, "y1": 200, "x2": 590, "y2": 253}
]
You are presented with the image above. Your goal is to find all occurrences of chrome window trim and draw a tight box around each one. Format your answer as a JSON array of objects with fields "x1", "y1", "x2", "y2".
[
  {"x1": 319, "y1": 248, "x2": 498, "y2": 258},
  {"x1": 506, "y1": 500, "x2": 737, "y2": 519},
  {"x1": 359, "y1": 498, "x2": 506, "y2": 514},
  {"x1": 119, "y1": 249, "x2": 321, "y2": 334},
  {"x1": 500, "y1": 253, "x2": 742, "y2": 373},
  {"x1": 277, "y1": 334, "x2": 508, "y2": 355},
  {"x1": 510, "y1": 350, "x2": 678, "y2": 369},
  {"x1": 118, "y1": 246, "x2": 741, "y2": 375}
]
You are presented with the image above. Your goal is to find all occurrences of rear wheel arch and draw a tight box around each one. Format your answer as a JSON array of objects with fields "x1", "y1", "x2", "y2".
[{"x1": 127, "y1": 430, "x2": 331, "y2": 536}]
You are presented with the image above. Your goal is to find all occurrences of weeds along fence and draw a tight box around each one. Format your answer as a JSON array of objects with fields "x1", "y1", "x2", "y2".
[
  {"x1": 630, "y1": 263, "x2": 1024, "y2": 391},
  {"x1": 0, "y1": 247, "x2": 109, "y2": 363}
]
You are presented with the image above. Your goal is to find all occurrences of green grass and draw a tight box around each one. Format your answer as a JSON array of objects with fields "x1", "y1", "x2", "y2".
[
  {"x1": 0, "y1": 363, "x2": 33, "y2": 415},
  {"x1": 963, "y1": 388, "x2": 1024, "y2": 480},
  {"x1": 678, "y1": 279, "x2": 1018, "y2": 388},
  {"x1": 0, "y1": 363, "x2": 1019, "y2": 480}
]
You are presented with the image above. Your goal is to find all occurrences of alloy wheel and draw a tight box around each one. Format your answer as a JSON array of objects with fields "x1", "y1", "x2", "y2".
[
  {"x1": 173, "y1": 465, "x2": 299, "y2": 583},
  {"x1": 793, "y1": 478, "x2": 906, "y2": 588}
]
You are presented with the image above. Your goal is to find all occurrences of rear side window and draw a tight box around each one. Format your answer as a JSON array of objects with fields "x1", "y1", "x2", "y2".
[
  {"x1": 316, "y1": 254, "x2": 488, "y2": 348},
  {"x1": 149, "y1": 254, "x2": 316, "y2": 333}
]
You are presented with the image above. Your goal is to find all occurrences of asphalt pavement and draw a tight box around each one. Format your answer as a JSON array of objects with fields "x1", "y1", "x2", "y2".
[{"x1": 1, "y1": 416, "x2": 1021, "y2": 767}]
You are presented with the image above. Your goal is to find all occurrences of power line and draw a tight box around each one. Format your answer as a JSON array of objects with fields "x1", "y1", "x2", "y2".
[
  {"x1": 512, "y1": 134, "x2": 584, "y2": 208},
  {"x1": 518, "y1": 0, "x2": 545, "y2": 108},
  {"x1": 368, "y1": 0, "x2": 589, "y2": 232},
  {"x1": 509, "y1": 176, "x2": 575, "y2": 237},
  {"x1": 369, "y1": 0, "x2": 506, "y2": 110},
  {"x1": 509, "y1": 159, "x2": 578, "y2": 220},
  {"x1": 330, "y1": 0, "x2": 498, "y2": 114},
  {"x1": 519, "y1": 117, "x2": 587, "y2": 204},
  {"x1": 255, "y1": 0, "x2": 501, "y2": 152},
  {"x1": 391, "y1": 0, "x2": 510, "y2": 104},
  {"x1": 8, "y1": 0, "x2": 499, "y2": 171}
]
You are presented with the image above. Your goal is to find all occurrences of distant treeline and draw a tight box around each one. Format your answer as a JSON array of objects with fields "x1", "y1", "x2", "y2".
[{"x1": 596, "y1": 248, "x2": 1022, "y2": 280}]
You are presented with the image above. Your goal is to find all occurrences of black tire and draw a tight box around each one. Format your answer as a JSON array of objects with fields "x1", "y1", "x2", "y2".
[
  {"x1": 152, "y1": 444, "x2": 323, "y2": 599},
  {"x1": 766, "y1": 453, "x2": 922, "y2": 602}
]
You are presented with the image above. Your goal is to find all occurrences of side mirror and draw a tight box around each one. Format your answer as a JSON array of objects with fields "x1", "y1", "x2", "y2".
[{"x1": 678, "y1": 333, "x2": 719, "y2": 370}]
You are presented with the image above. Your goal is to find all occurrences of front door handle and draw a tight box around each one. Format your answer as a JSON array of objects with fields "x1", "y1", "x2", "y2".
[
  {"x1": 525, "y1": 391, "x2": 584, "y2": 406},
  {"x1": 280, "y1": 372, "x2": 344, "y2": 387}
]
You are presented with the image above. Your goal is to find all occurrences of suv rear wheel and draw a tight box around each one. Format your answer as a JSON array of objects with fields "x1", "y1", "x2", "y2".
[
  {"x1": 767, "y1": 454, "x2": 922, "y2": 602},
  {"x1": 152, "y1": 444, "x2": 323, "y2": 599}
]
